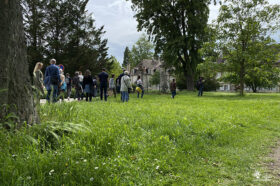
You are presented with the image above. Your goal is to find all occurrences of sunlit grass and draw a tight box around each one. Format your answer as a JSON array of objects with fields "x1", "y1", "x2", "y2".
[{"x1": 0, "y1": 92, "x2": 280, "y2": 185}]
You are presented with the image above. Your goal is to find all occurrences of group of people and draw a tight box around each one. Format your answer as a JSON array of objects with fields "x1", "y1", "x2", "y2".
[
  {"x1": 33, "y1": 58, "x2": 204, "y2": 103},
  {"x1": 33, "y1": 59, "x2": 149, "y2": 103}
]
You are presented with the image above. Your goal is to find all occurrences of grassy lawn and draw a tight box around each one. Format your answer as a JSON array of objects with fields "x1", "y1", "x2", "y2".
[{"x1": 1, "y1": 92, "x2": 280, "y2": 185}]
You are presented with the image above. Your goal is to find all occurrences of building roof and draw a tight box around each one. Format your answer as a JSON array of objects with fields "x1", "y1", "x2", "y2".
[{"x1": 135, "y1": 59, "x2": 162, "y2": 70}]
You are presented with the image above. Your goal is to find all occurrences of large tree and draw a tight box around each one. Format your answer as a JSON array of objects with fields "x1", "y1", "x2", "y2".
[
  {"x1": 216, "y1": 0, "x2": 280, "y2": 95},
  {"x1": 22, "y1": 0, "x2": 112, "y2": 76},
  {"x1": 122, "y1": 46, "x2": 131, "y2": 68},
  {"x1": 129, "y1": 0, "x2": 213, "y2": 90},
  {"x1": 129, "y1": 34, "x2": 154, "y2": 67},
  {"x1": 0, "y1": 0, "x2": 38, "y2": 126},
  {"x1": 22, "y1": 0, "x2": 46, "y2": 75}
]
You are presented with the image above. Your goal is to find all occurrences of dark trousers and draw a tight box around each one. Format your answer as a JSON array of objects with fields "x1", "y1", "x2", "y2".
[
  {"x1": 137, "y1": 88, "x2": 144, "y2": 98},
  {"x1": 75, "y1": 89, "x2": 81, "y2": 100},
  {"x1": 100, "y1": 85, "x2": 107, "y2": 101},
  {"x1": 198, "y1": 86, "x2": 204, "y2": 96},
  {"x1": 86, "y1": 93, "x2": 92, "y2": 102},
  {"x1": 171, "y1": 91, "x2": 176, "y2": 99},
  {"x1": 46, "y1": 84, "x2": 58, "y2": 103}
]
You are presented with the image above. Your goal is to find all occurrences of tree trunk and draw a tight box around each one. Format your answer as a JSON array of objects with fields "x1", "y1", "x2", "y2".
[
  {"x1": 185, "y1": 72, "x2": 195, "y2": 91},
  {"x1": 0, "y1": 0, "x2": 39, "y2": 126},
  {"x1": 239, "y1": 60, "x2": 245, "y2": 96}
]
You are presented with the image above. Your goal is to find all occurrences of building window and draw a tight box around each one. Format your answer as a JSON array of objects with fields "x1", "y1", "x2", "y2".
[{"x1": 146, "y1": 68, "x2": 149, "y2": 74}]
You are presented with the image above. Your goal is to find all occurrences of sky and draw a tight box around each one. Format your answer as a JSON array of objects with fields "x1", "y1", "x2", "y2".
[{"x1": 87, "y1": 0, "x2": 280, "y2": 64}]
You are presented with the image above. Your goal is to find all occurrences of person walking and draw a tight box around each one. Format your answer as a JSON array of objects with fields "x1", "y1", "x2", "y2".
[
  {"x1": 197, "y1": 77, "x2": 204, "y2": 97},
  {"x1": 58, "y1": 69, "x2": 67, "y2": 101},
  {"x1": 109, "y1": 74, "x2": 116, "y2": 98},
  {"x1": 73, "y1": 72, "x2": 82, "y2": 101},
  {"x1": 120, "y1": 71, "x2": 132, "y2": 102},
  {"x1": 170, "y1": 79, "x2": 177, "y2": 99},
  {"x1": 44, "y1": 59, "x2": 61, "y2": 103},
  {"x1": 33, "y1": 62, "x2": 44, "y2": 95},
  {"x1": 65, "y1": 73, "x2": 72, "y2": 100},
  {"x1": 136, "y1": 75, "x2": 144, "y2": 98},
  {"x1": 98, "y1": 68, "x2": 109, "y2": 101},
  {"x1": 83, "y1": 69, "x2": 94, "y2": 102}
]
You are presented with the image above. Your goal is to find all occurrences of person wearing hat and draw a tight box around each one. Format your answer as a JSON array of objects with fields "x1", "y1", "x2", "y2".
[{"x1": 120, "y1": 71, "x2": 132, "y2": 102}]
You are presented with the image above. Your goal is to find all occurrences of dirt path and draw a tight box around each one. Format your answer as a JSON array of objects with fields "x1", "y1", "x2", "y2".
[{"x1": 267, "y1": 142, "x2": 280, "y2": 184}]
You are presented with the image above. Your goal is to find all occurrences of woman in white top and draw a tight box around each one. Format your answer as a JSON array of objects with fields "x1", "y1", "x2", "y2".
[{"x1": 136, "y1": 75, "x2": 144, "y2": 98}]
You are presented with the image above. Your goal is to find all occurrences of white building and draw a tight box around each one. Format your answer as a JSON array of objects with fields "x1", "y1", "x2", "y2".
[{"x1": 128, "y1": 59, "x2": 175, "y2": 92}]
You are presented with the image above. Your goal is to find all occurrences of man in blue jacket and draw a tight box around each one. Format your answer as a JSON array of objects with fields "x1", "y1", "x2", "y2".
[
  {"x1": 44, "y1": 59, "x2": 61, "y2": 103},
  {"x1": 98, "y1": 68, "x2": 109, "y2": 101}
]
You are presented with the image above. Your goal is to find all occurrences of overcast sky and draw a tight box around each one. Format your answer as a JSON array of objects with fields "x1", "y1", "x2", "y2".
[{"x1": 87, "y1": 0, "x2": 280, "y2": 63}]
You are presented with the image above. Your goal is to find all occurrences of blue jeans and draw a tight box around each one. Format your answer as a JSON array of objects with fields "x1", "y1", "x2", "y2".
[
  {"x1": 121, "y1": 91, "x2": 129, "y2": 102},
  {"x1": 171, "y1": 91, "x2": 176, "y2": 99},
  {"x1": 46, "y1": 84, "x2": 58, "y2": 103}
]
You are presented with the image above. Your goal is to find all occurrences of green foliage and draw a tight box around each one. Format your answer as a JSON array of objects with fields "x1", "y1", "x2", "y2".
[
  {"x1": 216, "y1": 0, "x2": 280, "y2": 95},
  {"x1": 129, "y1": 34, "x2": 154, "y2": 67},
  {"x1": 203, "y1": 78, "x2": 220, "y2": 91},
  {"x1": 149, "y1": 71, "x2": 160, "y2": 86},
  {"x1": 109, "y1": 56, "x2": 123, "y2": 77},
  {"x1": 122, "y1": 46, "x2": 131, "y2": 68},
  {"x1": 22, "y1": 0, "x2": 112, "y2": 76},
  {"x1": 129, "y1": 0, "x2": 214, "y2": 90},
  {"x1": 1, "y1": 93, "x2": 280, "y2": 185}
]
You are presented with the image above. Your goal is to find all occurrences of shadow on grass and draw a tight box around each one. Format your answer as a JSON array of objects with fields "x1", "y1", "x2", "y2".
[{"x1": 178, "y1": 91, "x2": 280, "y2": 101}]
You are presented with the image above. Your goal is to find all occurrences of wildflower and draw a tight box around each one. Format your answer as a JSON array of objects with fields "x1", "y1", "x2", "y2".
[
  {"x1": 49, "y1": 169, "x2": 54, "y2": 176},
  {"x1": 103, "y1": 163, "x2": 106, "y2": 165},
  {"x1": 108, "y1": 143, "x2": 111, "y2": 145},
  {"x1": 83, "y1": 159, "x2": 87, "y2": 162},
  {"x1": 90, "y1": 177, "x2": 94, "y2": 182},
  {"x1": 156, "y1": 166, "x2": 160, "y2": 170},
  {"x1": 26, "y1": 176, "x2": 31, "y2": 180},
  {"x1": 65, "y1": 163, "x2": 68, "y2": 167},
  {"x1": 95, "y1": 167, "x2": 99, "y2": 170}
]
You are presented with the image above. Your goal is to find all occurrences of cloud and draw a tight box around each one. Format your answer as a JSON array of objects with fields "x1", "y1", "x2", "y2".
[{"x1": 87, "y1": 0, "x2": 279, "y2": 63}]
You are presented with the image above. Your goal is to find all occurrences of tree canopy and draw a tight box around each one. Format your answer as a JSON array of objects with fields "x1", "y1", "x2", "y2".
[
  {"x1": 22, "y1": 0, "x2": 112, "y2": 76},
  {"x1": 216, "y1": 0, "x2": 280, "y2": 95},
  {"x1": 129, "y1": 0, "x2": 214, "y2": 90}
]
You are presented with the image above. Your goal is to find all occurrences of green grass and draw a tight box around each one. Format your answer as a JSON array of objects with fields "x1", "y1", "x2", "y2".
[{"x1": 1, "y1": 92, "x2": 280, "y2": 185}]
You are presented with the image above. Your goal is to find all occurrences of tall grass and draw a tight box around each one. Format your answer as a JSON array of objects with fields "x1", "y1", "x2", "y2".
[{"x1": 0, "y1": 92, "x2": 280, "y2": 185}]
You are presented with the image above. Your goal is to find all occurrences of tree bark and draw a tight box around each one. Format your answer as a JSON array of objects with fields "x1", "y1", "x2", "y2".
[{"x1": 0, "y1": 0, "x2": 39, "y2": 126}]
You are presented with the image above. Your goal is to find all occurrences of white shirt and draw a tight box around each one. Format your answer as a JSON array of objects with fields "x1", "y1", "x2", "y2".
[
  {"x1": 137, "y1": 79, "x2": 143, "y2": 86},
  {"x1": 78, "y1": 75, "x2": 84, "y2": 82}
]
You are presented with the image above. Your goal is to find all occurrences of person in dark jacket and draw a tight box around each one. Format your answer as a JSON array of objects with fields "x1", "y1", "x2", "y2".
[
  {"x1": 197, "y1": 77, "x2": 204, "y2": 97},
  {"x1": 98, "y1": 68, "x2": 109, "y2": 101},
  {"x1": 170, "y1": 79, "x2": 177, "y2": 99},
  {"x1": 116, "y1": 68, "x2": 125, "y2": 93},
  {"x1": 72, "y1": 72, "x2": 82, "y2": 101},
  {"x1": 44, "y1": 59, "x2": 61, "y2": 103},
  {"x1": 83, "y1": 69, "x2": 94, "y2": 102}
]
